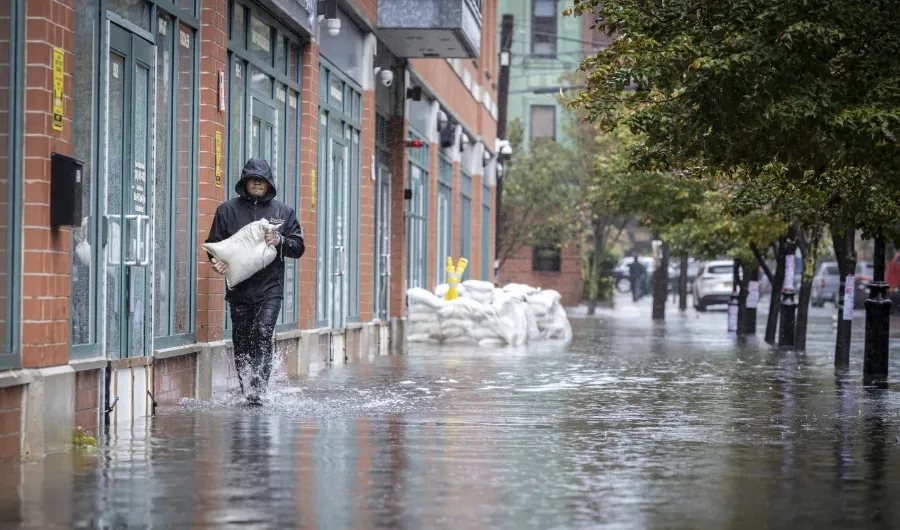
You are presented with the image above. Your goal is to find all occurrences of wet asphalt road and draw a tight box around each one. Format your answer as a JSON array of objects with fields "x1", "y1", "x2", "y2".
[{"x1": 4, "y1": 296, "x2": 900, "y2": 529}]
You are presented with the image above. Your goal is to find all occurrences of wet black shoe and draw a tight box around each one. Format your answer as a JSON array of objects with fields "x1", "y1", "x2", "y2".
[{"x1": 245, "y1": 395, "x2": 263, "y2": 407}]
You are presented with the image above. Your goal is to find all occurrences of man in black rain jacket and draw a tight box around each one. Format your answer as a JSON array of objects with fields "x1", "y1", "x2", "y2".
[{"x1": 205, "y1": 158, "x2": 305, "y2": 406}]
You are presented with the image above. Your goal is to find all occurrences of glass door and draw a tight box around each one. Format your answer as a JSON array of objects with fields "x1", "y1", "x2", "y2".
[
  {"x1": 374, "y1": 159, "x2": 391, "y2": 321},
  {"x1": 327, "y1": 135, "x2": 348, "y2": 328},
  {"x1": 105, "y1": 24, "x2": 154, "y2": 358}
]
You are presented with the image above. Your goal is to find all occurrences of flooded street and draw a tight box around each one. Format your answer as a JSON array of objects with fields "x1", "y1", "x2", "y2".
[{"x1": 5, "y1": 298, "x2": 900, "y2": 529}]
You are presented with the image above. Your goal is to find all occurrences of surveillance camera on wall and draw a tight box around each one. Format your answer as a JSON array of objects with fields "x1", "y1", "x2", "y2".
[
  {"x1": 496, "y1": 139, "x2": 513, "y2": 157},
  {"x1": 374, "y1": 67, "x2": 394, "y2": 87},
  {"x1": 326, "y1": 17, "x2": 341, "y2": 37}
]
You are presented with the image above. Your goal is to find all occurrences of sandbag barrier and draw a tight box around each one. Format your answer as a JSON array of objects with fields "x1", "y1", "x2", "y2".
[{"x1": 407, "y1": 281, "x2": 573, "y2": 347}]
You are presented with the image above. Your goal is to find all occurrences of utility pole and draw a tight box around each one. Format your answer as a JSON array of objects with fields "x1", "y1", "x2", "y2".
[{"x1": 494, "y1": 14, "x2": 514, "y2": 259}]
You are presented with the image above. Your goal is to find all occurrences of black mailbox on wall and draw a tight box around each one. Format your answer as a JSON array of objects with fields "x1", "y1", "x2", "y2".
[{"x1": 50, "y1": 152, "x2": 83, "y2": 228}]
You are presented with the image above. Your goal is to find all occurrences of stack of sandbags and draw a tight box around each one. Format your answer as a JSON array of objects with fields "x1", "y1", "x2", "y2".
[
  {"x1": 524, "y1": 289, "x2": 572, "y2": 341},
  {"x1": 407, "y1": 288, "x2": 443, "y2": 343},
  {"x1": 432, "y1": 297, "x2": 500, "y2": 345},
  {"x1": 502, "y1": 283, "x2": 540, "y2": 300},
  {"x1": 489, "y1": 290, "x2": 528, "y2": 347},
  {"x1": 461, "y1": 280, "x2": 495, "y2": 305}
]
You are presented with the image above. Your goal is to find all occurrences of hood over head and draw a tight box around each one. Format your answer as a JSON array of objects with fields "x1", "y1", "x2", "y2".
[{"x1": 236, "y1": 158, "x2": 277, "y2": 202}]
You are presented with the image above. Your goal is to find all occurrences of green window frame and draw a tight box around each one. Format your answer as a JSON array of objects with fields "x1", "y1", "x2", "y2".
[
  {"x1": 459, "y1": 170, "x2": 473, "y2": 281},
  {"x1": 0, "y1": 0, "x2": 24, "y2": 369},
  {"x1": 436, "y1": 155, "x2": 453, "y2": 285},
  {"x1": 406, "y1": 129, "x2": 430, "y2": 290},
  {"x1": 225, "y1": 0, "x2": 305, "y2": 333},
  {"x1": 482, "y1": 183, "x2": 492, "y2": 282}
]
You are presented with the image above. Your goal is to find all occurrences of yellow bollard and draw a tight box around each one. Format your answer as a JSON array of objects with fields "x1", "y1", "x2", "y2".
[{"x1": 444, "y1": 257, "x2": 469, "y2": 301}]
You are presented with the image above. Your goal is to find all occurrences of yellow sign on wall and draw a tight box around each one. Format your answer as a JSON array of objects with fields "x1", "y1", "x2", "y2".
[
  {"x1": 310, "y1": 170, "x2": 317, "y2": 211},
  {"x1": 214, "y1": 131, "x2": 223, "y2": 187},
  {"x1": 52, "y1": 48, "x2": 65, "y2": 132}
]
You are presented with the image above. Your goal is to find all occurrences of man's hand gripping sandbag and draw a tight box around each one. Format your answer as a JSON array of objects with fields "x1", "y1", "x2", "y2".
[{"x1": 202, "y1": 219, "x2": 283, "y2": 289}]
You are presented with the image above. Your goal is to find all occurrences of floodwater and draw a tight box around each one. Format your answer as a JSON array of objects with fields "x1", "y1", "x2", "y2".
[{"x1": 4, "y1": 298, "x2": 900, "y2": 529}]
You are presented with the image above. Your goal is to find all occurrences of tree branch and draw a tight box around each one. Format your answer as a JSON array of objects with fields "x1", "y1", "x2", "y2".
[{"x1": 750, "y1": 243, "x2": 774, "y2": 282}]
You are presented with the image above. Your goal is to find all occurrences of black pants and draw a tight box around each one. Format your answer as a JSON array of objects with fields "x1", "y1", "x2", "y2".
[{"x1": 230, "y1": 299, "x2": 281, "y2": 396}]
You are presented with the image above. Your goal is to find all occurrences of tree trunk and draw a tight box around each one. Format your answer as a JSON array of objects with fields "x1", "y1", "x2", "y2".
[
  {"x1": 833, "y1": 228, "x2": 857, "y2": 367},
  {"x1": 765, "y1": 238, "x2": 788, "y2": 344},
  {"x1": 742, "y1": 264, "x2": 760, "y2": 335},
  {"x1": 679, "y1": 255, "x2": 688, "y2": 311},
  {"x1": 794, "y1": 226, "x2": 822, "y2": 350},
  {"x1": 736, "y1": 260, "x2": 749, "y2": 335},
  {"x1": 652, "y1": 241, "x2": 670, "y2": 320}
]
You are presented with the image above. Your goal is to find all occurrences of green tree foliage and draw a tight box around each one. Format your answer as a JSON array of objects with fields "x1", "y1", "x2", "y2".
[{"x1": 496, "y1": 119, "x2": 581, "y2": 270}]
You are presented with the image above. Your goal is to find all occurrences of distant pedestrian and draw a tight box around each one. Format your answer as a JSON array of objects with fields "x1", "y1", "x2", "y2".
[{"x1": 627, "y1": 255, "x2": 647, "y2": 302}]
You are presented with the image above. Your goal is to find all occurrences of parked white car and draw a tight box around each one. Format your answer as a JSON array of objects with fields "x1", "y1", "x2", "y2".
[{"x1": 693, "y1": 260, "x2": 735, "y2": 311}]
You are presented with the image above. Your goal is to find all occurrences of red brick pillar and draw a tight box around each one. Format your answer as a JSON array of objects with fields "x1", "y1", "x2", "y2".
[
  {"x1": 388, "y1": 115, "x2": 408, "y2": 319},
  {"x1": 471, "y1": 173, "x2": 484, "y2": 279},
  {"x1": 195, "y1": 0, "x2": 228, "y2": 343},
  {"x1": 359, "y1": 91, "x2": 376, "y2": 321},
  {"x1": 451, "y1": 161, "x2": 461, "y2": 259},
  {"x1": 298, "y1": 42, "x2": 319, "y2": 329},
  {"x1": 21, "y1": 0, "x2": 75, "y2": 368}
]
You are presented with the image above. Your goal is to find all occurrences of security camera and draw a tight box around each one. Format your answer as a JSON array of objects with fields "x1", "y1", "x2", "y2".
[
  {"x1": 380, "y1": 69, "x2": 393, "y2": 87},
  {"x1": 374, "y1": 67, "x2": 394, "y2": 87},
  {"x1": 326, "y1": 17, "x2": 341, "y2": 37},
  {"x1": 496, "y1": 139, "x2": 513, "y2": 156}
]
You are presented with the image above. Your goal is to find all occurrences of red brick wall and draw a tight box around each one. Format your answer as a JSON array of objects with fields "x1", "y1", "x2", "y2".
[
  {"x1": 359, "y1": 91, "x2": 376, "y2": 320},
  {"x1": 195, "y1": 0, "x2": 228, "y2": 342},
  {"x1": 471, "y1": 174, "x2": 484, "y2": 279},
  {"x1": 388, "y1": 115, "x2": 408, "y2": 318},
  {"x1": 0, "y1": 385, "x2": 22, "y2": 460},
  {"x1": 355, "y1": 0, "x2": 378, "y2": 23},
  {"x1": 298, "y1": 42, "x2": 319, "y2": 328},
  {"x1": 21, "y1": 0, "x2": 75, "y2": 368},
  {"x1": 499, "y1": 244, "x2": 583, "y2": 307},
  {"x1": 74, "y1": 370, "x2": 99, "y2": 435},
  {"x1": 408, "y1": 0, "x2": 499, "y2": 149},
  {"x1": 154, "y1": 354, "x2": 197, "y2": 405}
]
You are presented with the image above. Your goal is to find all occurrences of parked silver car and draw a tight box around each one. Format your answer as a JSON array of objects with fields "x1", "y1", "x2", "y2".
[{"x1": 811, "y1": 261, "x2": 840, "y2": 307}]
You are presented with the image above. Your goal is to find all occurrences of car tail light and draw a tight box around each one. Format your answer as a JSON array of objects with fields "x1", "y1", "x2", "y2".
[{"x1": 820, "y1": 278, "x2": 825, "y2": 288}]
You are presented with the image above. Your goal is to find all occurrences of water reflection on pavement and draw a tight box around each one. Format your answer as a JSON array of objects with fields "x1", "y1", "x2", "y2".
[{"x1": 4, "y1": 300, "x2": 900, "y2": 529}]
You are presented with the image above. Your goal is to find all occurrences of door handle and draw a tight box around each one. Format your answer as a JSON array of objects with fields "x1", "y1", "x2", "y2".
[
  {"x1": 333, "y1": 246, "x2": 342, "y2": 277},
  {"x1": 138, "y1": 215, "x2": 151, "y2": 266},
  {"x1": 340, "y1": 246, "x2": 347, "y2": 276},
  {"x1": 124, "y1": 214, "x2": 140, "y2": 266}
]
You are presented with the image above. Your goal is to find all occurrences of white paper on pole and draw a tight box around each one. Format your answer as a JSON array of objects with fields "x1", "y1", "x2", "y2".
[
  {"x1": 784, "y1": 256, "x2": 795, "y2": 291},
  {"x1": 728, "y1": 304, "x2": 739, "y2": 331},
  {"x1": 843, "y1": 275, "x2": 855, "y2": 320},
  {"x1": 746, "y1": 281, "x2": 760, "y2": 309}
]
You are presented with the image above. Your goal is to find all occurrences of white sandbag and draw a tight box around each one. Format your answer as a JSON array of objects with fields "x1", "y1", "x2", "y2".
[
  {"x1": 438, "y1": 297, "x2": 490, "y2": 321},
  {"x1": 407, "y1": 288, "x2": 444, "y2": 310},
  {"x1": 409, "y1": 312, "x2": 439, "y2": 324},
  {"x1": 439, "y1": 318, "x2": 471, "y2": 330},
  {"x1": 542, "y1": 304, "x2": 573, "y2": 342},
  {"x1": 522, "y1": 304, "x2": 543, "y2": 342},
  {"x1": 407, "y1": 333, "x2": 431, "y2": 343},
  {"x1": 502, "y1": 283, "x2": 539, "y2": 298},
  {"x1": 469, "y1": 325, "x2": 503, "y2": 341},
  {"x1": 431, "y1": 326, "x2": 466, "y2": 340},
  {"x1": 478, "y1": 338, "x2": 507, "y2": 348},
  {"x1": 527, "y1": 290, "x2": 562, "y2": 308},
  {"x1": 462, "y1": 280, "x2": 495, "y2": 293},
  {"x1": 202, "y1": 219, "x2": 282, "y2": 289}
]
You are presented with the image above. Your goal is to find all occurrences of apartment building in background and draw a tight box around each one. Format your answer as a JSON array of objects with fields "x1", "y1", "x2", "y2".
[{"x1": 0, "y1": 0, "x2": 498, "y2": 460}]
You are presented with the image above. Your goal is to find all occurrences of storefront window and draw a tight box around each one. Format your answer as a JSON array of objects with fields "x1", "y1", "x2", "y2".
[
  {"x1": 226, "y1": 1, "x2": 304, "y2": 330},
  {"x1": 71, "y1": 0, "x2": 100, "y2": 349},
  {"x1": 108, "y1": 0, "x2": 152, "y2": 31},
  {"x1": 0, "y1": 0, "x2": 22, "y2": 366},
  {"x1": 151, "y1": 19, "x2": 197, "y2": 346}
]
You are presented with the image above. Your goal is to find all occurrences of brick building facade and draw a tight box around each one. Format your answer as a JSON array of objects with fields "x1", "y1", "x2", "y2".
[{"x1": 0, "y1": 0, "x2": 497, "y2": 459}]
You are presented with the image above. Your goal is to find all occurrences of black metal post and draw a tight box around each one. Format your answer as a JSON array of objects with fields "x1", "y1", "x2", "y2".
[
  {"x1": 494, "y1": 15, "x2": 514, "y2": 257},
  {"x1": 864, "y1": 229, "x2": 891, "y2": 386},
  {"x1": 779, "y1": 289, "x2": 798, "y2": 348}
]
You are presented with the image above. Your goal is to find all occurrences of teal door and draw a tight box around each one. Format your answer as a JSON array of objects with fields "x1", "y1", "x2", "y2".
[
  {"x1": 104, "y1": 24, "x2": 154, "y2": 358},
  {"x1": 326, "y1": 134, "x2": 348, "y2": 328}
]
